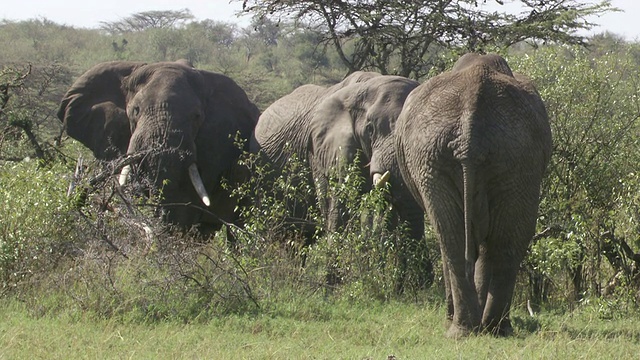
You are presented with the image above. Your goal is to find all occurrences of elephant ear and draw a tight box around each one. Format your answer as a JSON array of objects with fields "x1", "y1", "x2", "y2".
[
  {"x1": 57, "y1": 61, "x2": 146, "y2": 160},
  {"x1": 194, "y1": 70, "x2": 260, "y2": 186}
]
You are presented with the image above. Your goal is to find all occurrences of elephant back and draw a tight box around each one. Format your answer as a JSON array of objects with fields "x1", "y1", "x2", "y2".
[
  {"x1": 332, "y1": 71, "x2": 382, "y2": 89},
  {"x1": 451, "y1": 53, "x2": 514, "y2": 77},
  {"x1": 252, "y1": 84, "x2": 328, "y2": 168}
]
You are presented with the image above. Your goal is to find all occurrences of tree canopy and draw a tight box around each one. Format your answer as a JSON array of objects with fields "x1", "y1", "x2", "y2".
[
  {"x1": 241, "y1": 0, "x2": 615, "y2": 79},
  {"x1": 100, "y1": 9, "x2": 195, "y2": 34}
]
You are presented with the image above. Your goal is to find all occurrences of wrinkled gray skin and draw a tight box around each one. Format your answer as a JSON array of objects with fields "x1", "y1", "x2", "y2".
[
  {"x1": 252, "y1": 72, "x2": 431, "y2": 290},
  {"x1": 395, "y1": 53, "x2": 552, "y2": 337},
  {"x1": 58, "y1": 60, "x2": 259, "y2": 233},
  {"x1": 309, "y1": 75, "x2": 421, "y2": 235},
  {"x1": 252, "y1": 71, "x2": 381, "y2": 171},
  {"x1": 250, "y1": 71, "x2": 382, "y2": 240}
]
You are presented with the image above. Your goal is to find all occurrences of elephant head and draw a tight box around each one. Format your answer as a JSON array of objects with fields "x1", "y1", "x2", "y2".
[
  {"x1": 58, "y1": 60, "x2": 260, "y2": 231},
  {"x1": 249, "y1": 71, "x2": 387, "y2": 239},
  {"x1": 250, "y1": 71, "x2": 383, "y2": 168},
  {"x1": 309, "y1": 75, "x2": 420, "y2": 232}
]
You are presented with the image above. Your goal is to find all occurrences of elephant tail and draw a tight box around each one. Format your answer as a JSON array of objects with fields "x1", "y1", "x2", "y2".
[{"x1": 461, "y1": 160, "x2": 476, "y2": 283}]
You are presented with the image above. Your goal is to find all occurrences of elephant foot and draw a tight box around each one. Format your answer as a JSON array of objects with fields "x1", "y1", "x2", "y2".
[
  {"x1": 483, "y1": 318, "x2": 513, "y2": 337},
  {"x1": 445, "y1": 322, "x2": 477, "y2": 339}
]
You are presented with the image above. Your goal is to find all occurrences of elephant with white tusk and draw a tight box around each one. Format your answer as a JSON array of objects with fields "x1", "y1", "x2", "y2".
[
  {"x1": 58, "y1": 60, "x2": 259, "y2": 233},
  {"x1": 252, "y1": 72, "x2": 433, "y2": 291}
]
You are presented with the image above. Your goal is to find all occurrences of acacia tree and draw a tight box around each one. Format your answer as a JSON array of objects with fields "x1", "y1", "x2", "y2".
[
  {"x1": 0, "y1": 63, "x2": 71, "y2": 163},
  {"x1": 240, "y1": 0, "x2": 614, "y2": 79},
  {"x1": 100, "y1": 9, "x2": 195, "y2": 33}
]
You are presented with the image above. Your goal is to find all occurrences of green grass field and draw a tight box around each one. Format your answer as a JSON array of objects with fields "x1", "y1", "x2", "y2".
[
  {"x1": 2, "y1": 298, "x2": 640, "y2": 359},
  {"x1": 1, "y1": 150, "x2": 639, "y2": 359}
]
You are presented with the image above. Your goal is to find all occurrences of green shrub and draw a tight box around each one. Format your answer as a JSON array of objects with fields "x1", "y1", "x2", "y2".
[
  {"x1": 0, "y1": 160, "x2": 75, "y2": 292},
  {"x1": 305, "y1": 156, "x2": 435, "y2": 300},
  {"x1": 510, "y1": 45, "x2": 640, "y2": 308}
]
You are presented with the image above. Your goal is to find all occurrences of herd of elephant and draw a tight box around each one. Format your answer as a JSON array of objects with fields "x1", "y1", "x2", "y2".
[{"x1": 57, "y1": 53, "x2": 552, "y2": 338}]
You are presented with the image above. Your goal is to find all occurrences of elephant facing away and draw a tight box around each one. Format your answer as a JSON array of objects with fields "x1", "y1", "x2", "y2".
[
  {"x1": 395, "y1": 53, "x2": 552, "y2": 337},
  {"x1": 58, "y1": 60, "x2": 260, "y2": 233},
  {"x1": 252, "y1": 72, "x2": 432, "y2": 290}
]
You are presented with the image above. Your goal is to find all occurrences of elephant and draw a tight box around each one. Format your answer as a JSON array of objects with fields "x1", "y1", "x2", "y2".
[
  {"x1": 58, "y1": 60, "x2": 260, "y2": 233},
  {"x1": 251, "y1": 71, "x2": 382, "y2": 171},
  {"x1": 249, "y1": 71, "x2": 383, "y2": 241},
  {"x1": 395, "y1": 53, "x2": 552, "y2": 337},
  {"x1": 252, "y1": 72, "x2": 433, "y2": 290}
]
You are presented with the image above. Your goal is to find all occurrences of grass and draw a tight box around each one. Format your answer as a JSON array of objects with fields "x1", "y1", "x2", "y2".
[
  {"x1": 1, "y1": 154, "x2": 640, "y2": 359},
  {"x1": 2, "y1": 297, "x2": 640, "y2": 359}
]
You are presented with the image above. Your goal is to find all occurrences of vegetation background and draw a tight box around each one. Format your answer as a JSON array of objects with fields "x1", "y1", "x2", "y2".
[{"x1": 1, "y1": 1, "x2": 640, "y2": 358}]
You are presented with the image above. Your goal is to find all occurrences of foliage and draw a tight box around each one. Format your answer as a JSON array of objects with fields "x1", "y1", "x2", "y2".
[
  {"x1": 99, "y1": 9, "x2": 195, "y2": 33},
  {"x1": 233, "y1": 150, "x2": 434, "y2": 300},
  {"x1": 1, "y1": 6, "x2": 640, "y2": 332},
  {"x1": 0, "y1": 62, "x2": 72, "y2": 163},
  {"x1": 0, "y1": 161, "x2": 75, "y2": 292},
  {"x1": 233, "y1": 149, "x2": 321, "y2": 251},
  {"x1": 241, "y1": 0, "x2": 614, "y2": 79},
  {"x1": 314, "y1": 159, "x2": 436, "y2": 299},
  {"x1": 510, "y1": 45, "x2": 640, "y2": 307}
]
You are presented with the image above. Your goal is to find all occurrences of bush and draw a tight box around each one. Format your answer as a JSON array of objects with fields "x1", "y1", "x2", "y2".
[
  {"x1": 294, "y1": 156, "x2": 435, "y2": 300},
  {"x1": 510, "y1": 45, "x2": 640, "y2": 308},
  {"x1": 0, "y1": 160, "x2": 76, "y2": 292}
]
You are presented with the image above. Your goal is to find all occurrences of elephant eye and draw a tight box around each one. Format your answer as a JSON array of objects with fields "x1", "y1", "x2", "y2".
[
  {"x1": 365, "y1": 122, "x2": 375, "y2": 136},
  {"x1": 130, "y1": 106, "x2": 140, "y2": 118}
]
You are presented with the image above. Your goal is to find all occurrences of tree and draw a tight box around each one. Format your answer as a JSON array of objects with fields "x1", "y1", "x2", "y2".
[
  {"x1": 241, "y1": 0, "x2": 615, "y2": 79},
  {"x1": 0, "y1": 63, "x2": 71, "y2": 163},
  {"x1": 185, "y1": 20, "x2": 238, "y2": 48},
  {"x1": 512, "y1": 46, "x2": 640, "y2": 306},
  {"x1": 100, "y1": 9, "x2": 195, "y2": 34}
]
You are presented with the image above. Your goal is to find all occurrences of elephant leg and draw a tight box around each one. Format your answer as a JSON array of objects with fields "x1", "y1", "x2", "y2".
[
  {"x1": 481, "y1": 186, "x2": 540, "y2": 336},
  {"x1": 443, "y1": 257, "x2": 482, "y2": 338},
  {"x1": 426, "y1": 196, "x2": 482, "y2": 337},
  {"x1": 481, "y1": 255, "x2": 519, "y2": 336}
]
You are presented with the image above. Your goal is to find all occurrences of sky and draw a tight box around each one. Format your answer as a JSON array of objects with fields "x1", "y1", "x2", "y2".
[{"x1": 1, "y1": 0, "x2": 638, "y2": 40}]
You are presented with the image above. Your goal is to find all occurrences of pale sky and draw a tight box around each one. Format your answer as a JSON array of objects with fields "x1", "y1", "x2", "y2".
[
  {"x1": 0, "y1": 0, "x2": 252, "y2": 28},
  {"x1": 0, "y1": 0, "x2": 638, "y2": 40}
]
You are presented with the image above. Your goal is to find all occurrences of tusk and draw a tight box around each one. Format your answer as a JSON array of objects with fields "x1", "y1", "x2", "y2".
[
  {"x1": 119, "y1": 164, "x2": 131, "y2": 186},
  {"x1": 188, "y1": 163, "x2": 211, "y2": 207},
  {"x1": 373, "y1": 171, "x2": 391, "y2": 188}
]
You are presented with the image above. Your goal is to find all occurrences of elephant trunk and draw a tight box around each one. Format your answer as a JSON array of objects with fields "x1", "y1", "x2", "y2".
[
  {"x1": 119, "y1": 160, "x2": 211, "y2": 207},
  {"x1": 119, "y1": 116, "x2": 211, "y2": 207},
  {"x1": 369, "y1": 146, "x2": 392, "y2": 189}
]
